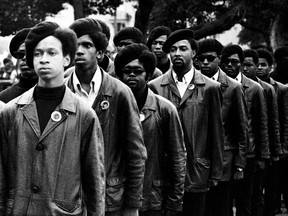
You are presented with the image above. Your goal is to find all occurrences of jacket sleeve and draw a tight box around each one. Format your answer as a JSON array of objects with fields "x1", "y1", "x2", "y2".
[
  {"x1": 208, "y1": 84, "x2": 224, "y2": 180},
  {"x1": 164, "y1": 102, "x2": 186, "y2": 212},
  {"x1": 267, "y1": 87, "x2": 282, "y2": 156},
  {"x1": 233, "y1": 84, "x2": 248, "y2": 168},
  {"x1": 279, "y1": 86, "x2": 288, "y2": 154},
  {"x1": 253, "y1": 87, "x2": 270, "y2": 159},
  {"x1": 81, "y1": 112, "x2": 105, "y2": 216},
  {"x1": 120, "y1": 88, "x2": 147, "y2": 208}
]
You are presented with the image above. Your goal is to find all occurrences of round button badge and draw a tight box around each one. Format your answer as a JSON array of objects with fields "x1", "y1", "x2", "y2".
[
  {"x1": 139, "y1": 113, "x2": 145, "y2": 122},
  {"x1": 100, "y1": 100, "x2": 109, "y2": 110},
  {"x1": 51, "y1": 111, "x2": 62, "y2": 122}
]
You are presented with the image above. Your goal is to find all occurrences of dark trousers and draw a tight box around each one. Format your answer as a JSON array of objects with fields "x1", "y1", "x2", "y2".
[
  {"x1": 206, "y1": 181, "x2": 231, "y2": 216},
  {"x1": 251, "y1": 161, "x2": 266, "y2": 216},
  {"x1": 264, "y1": 157, "x2": 288, "y2": 216},
  {"x1": 105, "y1": 211, "x2": 123, "y2": 216},
  {"x1": 231, "y1": 158, "x2": 256, "y2": 216},
  {"x1": 182, "y1": 192, "x2": 206, "y2": 216}
]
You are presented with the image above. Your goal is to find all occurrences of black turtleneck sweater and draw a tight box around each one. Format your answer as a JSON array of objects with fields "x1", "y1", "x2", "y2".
[{"x1": 33, "y1": 85, "x2": 65, "y2": 133}]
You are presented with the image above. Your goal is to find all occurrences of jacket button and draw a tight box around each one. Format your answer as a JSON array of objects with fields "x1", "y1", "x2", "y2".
[
  {"x1": 31, "y1": 186, "x2": 40, "y2": 193},
  {"x1": 36, "y1": 143, "x2": 45, "y2": 151}
]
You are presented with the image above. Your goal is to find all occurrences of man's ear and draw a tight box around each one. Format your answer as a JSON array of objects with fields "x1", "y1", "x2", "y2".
[
  {"x1": 64, "y1": 55, "x2": 71, "y2": 67},
  {"x1": 96, "y1": 50, "x2": 104, "y2": 60},
  {"x1": 191, "y1": 50, "x2": 196, "y2": 59}
]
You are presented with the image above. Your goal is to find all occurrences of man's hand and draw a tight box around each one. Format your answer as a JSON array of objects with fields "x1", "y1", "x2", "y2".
[
  {"x1": 256, "y1": 160, "x2": 266, "y2": 170},
  {"x1": 233, "y1": 168, "x2": 244, "y2": 180},
  {"x1": 208, "y1": 179, "x2": 218, "y2": 188},
  {"x1": 123, "y1": 207, "x2": 139, "y2": 216}
]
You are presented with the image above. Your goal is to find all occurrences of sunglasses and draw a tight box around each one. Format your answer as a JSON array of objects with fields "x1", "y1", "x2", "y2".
[
  {"x1": 221, "y1": 59, "x2": 240, "y2": 65},
  {"x1": 122, "y1": 68, "x2": 145, "y2": 75},
  {"x1": 197, "y1": 55, "x2": 217, "y2": 62},
  {"x1": 13, "y1": 50, "x2": 26, "y2": 59}
]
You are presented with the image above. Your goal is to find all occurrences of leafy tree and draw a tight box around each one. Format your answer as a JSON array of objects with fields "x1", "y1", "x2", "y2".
[
  {"x1": 138, "y1": 0, "x2": 288, "y2": 50},
  {"x1": 0, "y1": 0, "x2": 123, "y2": 36}
]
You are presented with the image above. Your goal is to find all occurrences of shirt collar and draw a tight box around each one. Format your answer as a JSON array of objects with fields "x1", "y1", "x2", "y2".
[
  {"x1": 72, "y1": 66, "x2": 102, "y2": 92},
  {"x1": 172, "y1": 66, "x2": 194, "y2": 84},
  {"x1": 235, "y1": 72, "x2": 242, "y2": 83},
  {"x1": 212, "y1": 70, "x2": 220, "y2": 81}
]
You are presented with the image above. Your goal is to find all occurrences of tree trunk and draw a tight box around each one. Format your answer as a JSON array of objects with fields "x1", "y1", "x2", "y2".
[
  {"x1": 134, "y1": 0, "x2": 155, "y2": 40},
  {"x1": 270, "y1": 15, "x2": 288, "y2": 51},
  {"x1": 71, "y1": 0, "x2": 84, "y2": 20}
]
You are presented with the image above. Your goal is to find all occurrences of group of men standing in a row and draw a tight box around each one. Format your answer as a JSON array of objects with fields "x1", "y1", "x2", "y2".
[{"x1": 0, "y1": 17, "x2": 287, "y2": 216}]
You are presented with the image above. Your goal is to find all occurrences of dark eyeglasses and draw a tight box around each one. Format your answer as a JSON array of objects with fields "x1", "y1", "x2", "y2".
[
  {"x1": 122, "y1": 68, "x2": 145, "y2": 75},
  {"x1": 197, "y1": 55, "x2": 217, "y2": 62},
  {"x1": 257, "y1": 62, "x2": 268, "y2": 67},
  {"x1": 221, "y1": 59, "x2": 240, "y2": 65},
  {"x1": 13, "y1": 50, "x2": 25, "y2": 59}
]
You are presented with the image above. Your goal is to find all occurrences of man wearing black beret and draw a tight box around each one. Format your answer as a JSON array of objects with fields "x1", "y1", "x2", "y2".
[
  {"x1": 115, "y1": 43, "x2": 187, "y2": 216},
  {"x1": 221, "y1": 45, "x2": 269, "y2": 216},
  {"x1": 0, "y1": 27, "x2": 38, "y2": 103},
  {"x1": 113, "y1": 26, "x2": 162, "y2": 80},
  {"x1": 147, "y1": 26, "x2": 172, "y2": 74},
  {"x1": 270, "y1": 46, "x2": 288, "y2": 84},
  {"x1": 67, "y1": 18, "x2": 147, "y2": 216},
  {"x1": 149, "y1": 29, "x2": 224, "y2": 216},
  {"x1": 256, "y1": 48, "x2": 288, "y2": 216},
  {"x1": 113, "y1": 27, "x2": 145, "y2": 53},
  {"x1": 197, "y1": 39, "x2": 247, "y2": 216},
  {"x1": 0, "y1": 21, "x2": 105, "y2": 215}
]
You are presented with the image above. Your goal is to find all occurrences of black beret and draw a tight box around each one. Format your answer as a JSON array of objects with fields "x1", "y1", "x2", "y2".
[
  {"x1": 114, "y1": 43, "x2": 156, "y2": 78},
  {"x1": 113, "y1": 27, "x2": 144, "y2": 46},
  {"x1": 9, "y1": 28, "x2": 31, "y2": 59},
  {"x1": 198, "y1": 39, "x2": 223, "y2": 55},
  {"x1": 69, "y1": 18, "x2": 103, "y2": 38},
  {"x1": 244, "y1": 49, "x2": 259, "y2": 65},
  {"x1": 162, "y1": 29, "x2": 197, "y2": 53},
  {"x1": 221, "y1": 44, "x2": 244, "y2": 63},
  {"x1": 25, "y1": 21, "x2": 60, "y2": 69},
  {"x1": 257, "y1": 48, "x2": 274, "y2": 66},
  {"x1": 70, "y1": 18, "x2": 108, "y2": 51},
  {"x1": 96, "y1": 19, "x2": 110, "y2": 41},
  {"x1": 146, "y1": 26, "x2": 171, "y2": 49},
  {"x1": 274, "y1": 46, "x2": 288, "y2": 62}
]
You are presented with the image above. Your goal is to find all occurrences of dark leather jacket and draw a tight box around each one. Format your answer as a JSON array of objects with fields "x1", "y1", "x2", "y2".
[
  {"x1": 67, "y1": 69, "x2": 147, "y2": 212},
  {"x1": 269, "y1": 78, "x2": 288, "y2": 155},
  {"x1": 217, "y1": 70, "x2": 247, "y2": 181},
  {"x1": 140, "y1": 89, "x2": 186, "y2": 212},
  {"x1": 257, "y1": 78, "x2": 282, "y2": 157},
  {"x1": 149, "y1": 69, "x2": 224, "y2": 193},
  {"x1": 241, "y1": 74, "x2": 270, "y2": 159},
  {"x1": 0, "y1": 86, "x2": 105, "y2": 216}
]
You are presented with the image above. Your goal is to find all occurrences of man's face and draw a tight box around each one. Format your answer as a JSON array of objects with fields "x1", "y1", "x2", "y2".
[
  {"x1": 257, "y1": 58, "x2": 271, "y2": 79},
  {"x1": 121, "y1": 59, "x2": 147, "y2": 93},
  {"x1": 198, "y1": 51, "x2": 220, "y2": 78},
  {"x1": 33, "y1": 35, "x2": 70, "y2": 87},
  {"x1": 242, "y1": 57, "x2": 257, "y2": 79},
  {"x1": 170, "y1": 39, "x2": 195, "y2": 71},
  {"x1": 16, "y1": 43, "x2": 36, "y2": 78},
  {"x1": 151, "y1": 35, "x2": 167, "y2": 59},
  {"x1": 221, "y1": 53, "x2": 241, "y2": 79},
  {"x1": 75, "y1": 34, "x2": 98, "y2": 71},
  {"x1": 116, "y1": 39, "x2": 134, "y2": 52}
]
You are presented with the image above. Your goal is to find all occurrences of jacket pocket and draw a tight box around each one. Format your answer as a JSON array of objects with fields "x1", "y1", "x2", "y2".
[
  {"x1": 192, "y1": 158, "x2": 210, "y2": 187},
  {"x1": 106, "y1": 177, "x2": 126, "y2": 210},
  {"x1": 51, "y1": 199, "x2": 82, "y2": 215},
  {"x1": 150, "y1": 179, "x2": 167, "y2": 209}
]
